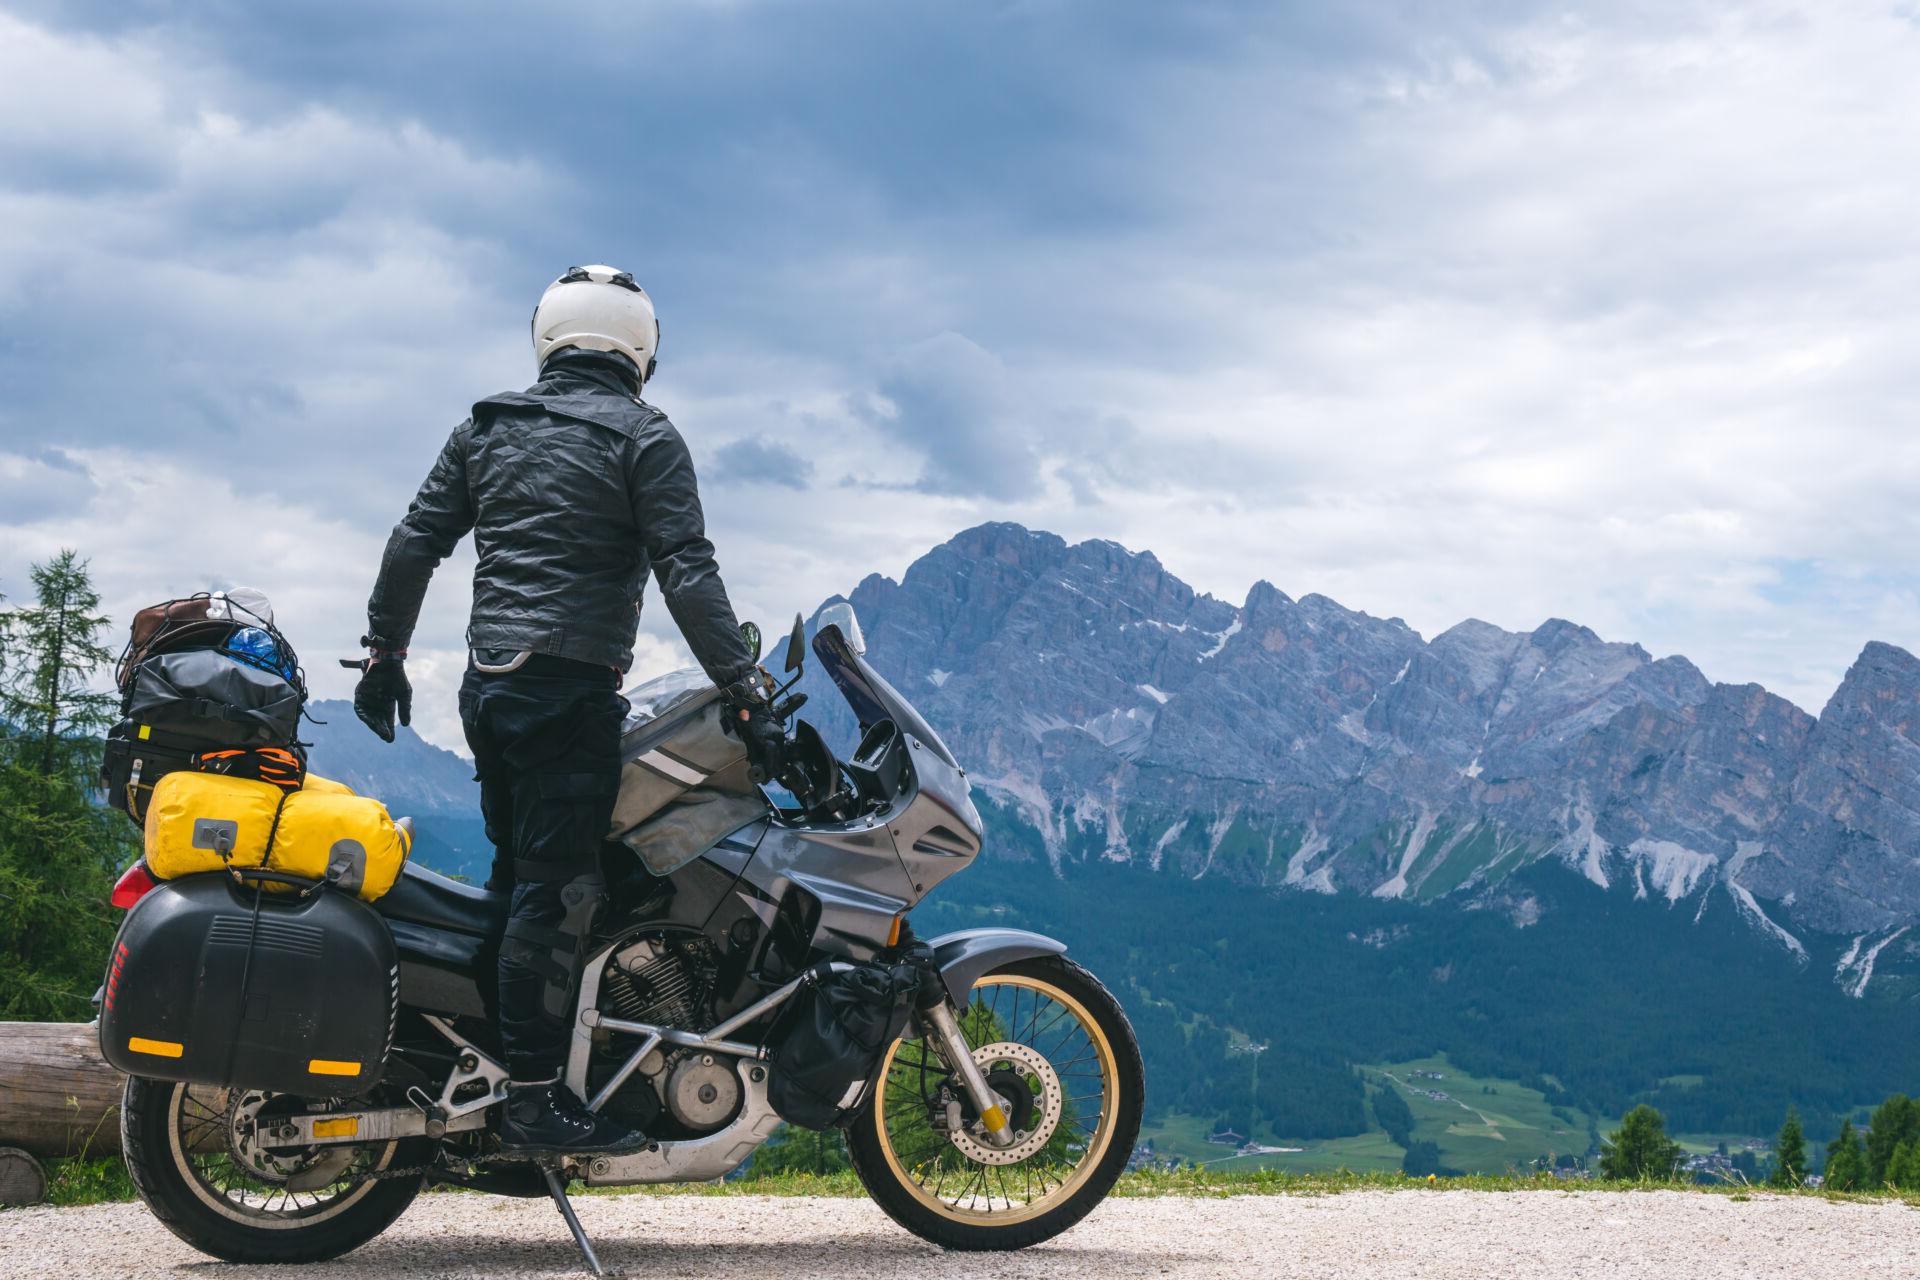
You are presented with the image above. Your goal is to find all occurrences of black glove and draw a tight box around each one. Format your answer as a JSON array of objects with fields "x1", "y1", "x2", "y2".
[
  {"x1": 341, "y1": 653, "x2": 412, "y2": 743},
  {"x1": 723, "y1": 679, "x2": 790, "y2": 785}
]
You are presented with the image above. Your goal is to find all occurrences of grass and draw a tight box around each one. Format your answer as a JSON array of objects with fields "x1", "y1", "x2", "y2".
[
  {"x1": 1138, "y1": 1053, "x2": 1597, "y2": 1177},
  {"x1": 1367, "y1": 1053, "x2": 1592, "y2": 1173},
  {"x1": 28, "y1": 1159, "x2": 1920, "y2": 1208},
  {"x1": 40, "y1": 1156, "x2": 136, "y2": 1207}
]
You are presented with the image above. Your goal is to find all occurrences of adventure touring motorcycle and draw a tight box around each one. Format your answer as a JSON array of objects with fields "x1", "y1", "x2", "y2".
[{"x1": 96, "y1": 598, "x2": 1143, "y2": 1273}]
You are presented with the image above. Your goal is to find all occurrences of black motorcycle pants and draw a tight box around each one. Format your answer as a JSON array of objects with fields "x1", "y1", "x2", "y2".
[{"x1": 458, "y1": 656, "x2": 625, "y2": 1080}]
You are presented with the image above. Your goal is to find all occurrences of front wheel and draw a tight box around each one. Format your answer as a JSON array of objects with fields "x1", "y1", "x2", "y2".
[
  {"x1": 847, "y1": 954, "x2": 1144, "y2": 1251},
  {"x1": 121, "y1": 1076, "x2": 428, "y2": 1264}
]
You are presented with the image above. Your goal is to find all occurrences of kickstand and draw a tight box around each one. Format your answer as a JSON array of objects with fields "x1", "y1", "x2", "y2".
[{"x1": 540, "y1": 1165, "x2": 608, "y2": 1278}]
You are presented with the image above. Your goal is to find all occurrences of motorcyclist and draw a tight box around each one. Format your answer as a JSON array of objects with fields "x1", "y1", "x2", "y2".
[{"x1": 351, "y1": 264, "x2": 788, "y2": 1156}]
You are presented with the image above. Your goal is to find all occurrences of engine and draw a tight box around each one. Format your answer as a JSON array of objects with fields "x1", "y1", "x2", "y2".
[
  {"x1": 593, "y1": 930, "x2": 741, "y2": 1137},
  {"x1": 601, "y1": 931, "x2": 716, "y2": 1030}
]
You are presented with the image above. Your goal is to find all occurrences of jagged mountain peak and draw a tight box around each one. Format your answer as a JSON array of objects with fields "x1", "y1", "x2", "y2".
[
  {"x1": 1827, "y1": 640, "x2": 1920, "y2": 714},
  {"x1": 1244, "y1": 580, "x2": 1292, "y2": 610},
  {"x1": 1529, "y1": 617, "x2": 1603, "y2": 652}
]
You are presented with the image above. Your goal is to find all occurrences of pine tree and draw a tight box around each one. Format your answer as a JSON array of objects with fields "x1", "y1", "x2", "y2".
[
  {"x1": 1401, "y1": 1139, "x2": 1443, "y2": 1177},
  {"x1": 1865, "y1": 1095, "x2": 1919, "y2": 1186},
  {"x1": 1886, "y1": 1140, "x2": 1920, "y2": 1190},
  {"x1": 1598, "y1": 1105, "x2": 1682, "y2": 1180},
  {"x1": 1771, "y1": 1108, "x2": 1807, "y2": 1188},
  {"x1": 0, "y1": 550, "x2": 118, "y2": 778},
  {"x1": 0, "y1": 552, "x2": 132, "y2": 1018},
  {"x1": 1824, "y1": 1119, "x2": 1868, "y2": 1191}
]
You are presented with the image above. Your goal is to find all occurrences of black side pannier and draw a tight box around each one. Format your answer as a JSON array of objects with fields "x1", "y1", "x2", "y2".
[
  {"x1": 100, "y1": 875, "x2": 397, "y2": 1096},
  {"x1": 767, "y1": 960, "x2": 918, "y2": 1129}
]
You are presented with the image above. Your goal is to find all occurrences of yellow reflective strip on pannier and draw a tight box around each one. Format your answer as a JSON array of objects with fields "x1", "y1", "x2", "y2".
[
  {"x1": 311, "y1": 1117, "x2": 360, "y2": 1138},
  {"x1": 128, "y1": 1036, "x2": 183, "y2": 1058},
  {"x1": 137, "y1": 724, "x2": 152, "y2": 740},
  {"x1": 308, "y1": 1058, "x2": 361, "y2": 1077}
]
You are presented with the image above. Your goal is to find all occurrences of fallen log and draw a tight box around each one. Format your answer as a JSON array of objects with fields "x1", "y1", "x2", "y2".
[
  {"x1": 0, "y1": 1146, "x2": 49, "y2": 1205},
  {"x1": 0, "y1": 1022, "x2": 125, "y2": 1157}
]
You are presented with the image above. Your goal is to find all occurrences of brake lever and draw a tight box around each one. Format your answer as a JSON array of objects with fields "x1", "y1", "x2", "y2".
[{"x1": 772, "y1": 692, "x2": 807, "y2": 720}]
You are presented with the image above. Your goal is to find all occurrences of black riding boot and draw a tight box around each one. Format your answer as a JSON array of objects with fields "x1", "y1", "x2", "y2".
[{"x1": 498, "y1": 1081, "x2": 649, "y2": 1157}]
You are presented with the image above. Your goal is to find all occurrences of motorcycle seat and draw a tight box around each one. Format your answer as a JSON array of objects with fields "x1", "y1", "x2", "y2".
[{"x1": 377, "y1": 861, "x2": 509, "y2": 938}]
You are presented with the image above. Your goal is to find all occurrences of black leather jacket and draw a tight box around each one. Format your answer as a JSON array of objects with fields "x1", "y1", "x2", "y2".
[{"x1": 365, "y1": 347, "x2": 756, "y2": 685}]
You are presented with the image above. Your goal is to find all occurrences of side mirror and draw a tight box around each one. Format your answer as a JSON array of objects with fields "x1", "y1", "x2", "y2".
[
  {"x1": 784, "y1": 612, "x2": 806, "y2": 673},
  {"x1": 740, "y1": 620, "x2": 763, "y2": 664}
]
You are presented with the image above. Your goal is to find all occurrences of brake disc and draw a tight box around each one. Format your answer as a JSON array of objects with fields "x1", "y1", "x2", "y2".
[
  {"x1": 226, "y1": 1090, "x2": 355, "y2": 1190},
  {"x1": 947, "y1": 1041, "x2": 1063, "y2": 1166}
]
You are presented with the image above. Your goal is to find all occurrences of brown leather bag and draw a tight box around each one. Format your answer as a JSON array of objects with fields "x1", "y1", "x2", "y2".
[{"x1": 115, "y1": 596, "x2": 228, "y2": 692}]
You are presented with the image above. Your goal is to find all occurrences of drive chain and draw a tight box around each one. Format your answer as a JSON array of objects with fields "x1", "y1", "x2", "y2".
[{"x1": 367, "y1": 1147, "x2": 538, "y2": 1183}]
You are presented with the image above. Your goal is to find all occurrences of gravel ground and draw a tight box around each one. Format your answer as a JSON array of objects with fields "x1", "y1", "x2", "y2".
[{"x1": 5, "y1": 1190, "x2": 1918, "y2": 1279}]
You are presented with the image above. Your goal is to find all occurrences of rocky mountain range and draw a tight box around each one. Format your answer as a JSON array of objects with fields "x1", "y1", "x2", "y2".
[
  {"x1": 818, "y1": 523, "x2": 1920, "y2": 973},
  {"x1": 310, "y1": 521, "x2": 1920, "y2": 994}
]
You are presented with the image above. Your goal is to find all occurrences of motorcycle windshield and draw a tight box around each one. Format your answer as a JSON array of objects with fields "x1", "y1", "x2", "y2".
[{"x1": 813, "y1": 624, "x2": 962, "y2": 771}]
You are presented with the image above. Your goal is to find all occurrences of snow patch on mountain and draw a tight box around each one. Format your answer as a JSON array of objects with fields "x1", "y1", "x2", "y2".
[
  {"x1": 1373, "y1": 810, "x2": 1438, "y2": 899},
  {"x1": 1839, "y1": 927, "x2": 1909, "y2": 997},
  {"x1": 1565, "y1": 802, "x2": 1610, "y2": 890},
  {"x1": 1080, "y1": 706, "x2": 1155, "y2": 755},
  {"x1": 1284, "y1": 827, "x2": 1331, "y2": 886},
  {"x1": 1198, "y1": 617, "x2": 1241, "y2": 661},
  {"x1": 1301, "y1": 864, "x2": 1338, "y2": 895},
  {"x1": 973, "y1": 770, "x2": 1063, "y2": 860},
  {"x1": 1626, "y1": 839, "x2": 1717, "y2": 903},
  {"x1": 1149, "y1": 818, "x2": 1188, "y2": 872}
]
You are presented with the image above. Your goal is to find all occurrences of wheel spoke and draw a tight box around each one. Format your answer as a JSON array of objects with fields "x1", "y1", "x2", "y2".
[{"x1": 164, "y1": 1082, "x2": 394, "y2": 1224}]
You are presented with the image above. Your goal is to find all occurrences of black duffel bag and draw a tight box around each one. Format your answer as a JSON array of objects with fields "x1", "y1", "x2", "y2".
[
  {"x1": 767, "y1": 960, "x2": 918, "y2": 1130},
  {"x1": 122, "y1": 649, "x2": 302, "y2": 748}
]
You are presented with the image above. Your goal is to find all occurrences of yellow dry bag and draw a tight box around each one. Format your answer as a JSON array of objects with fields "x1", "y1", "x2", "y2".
[{"x1": 143, "y1": 770, "x2": 410, "y2": 902}]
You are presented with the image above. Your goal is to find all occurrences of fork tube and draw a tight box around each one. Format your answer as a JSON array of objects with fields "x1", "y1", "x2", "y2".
[{"x1": 923, "y1": 1000, "x2": 1015, "y2": 1148}]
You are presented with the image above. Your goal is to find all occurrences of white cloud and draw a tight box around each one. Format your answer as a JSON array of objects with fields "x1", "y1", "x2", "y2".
[{"x1": 5, "y1": 0, "x2": 1920, "y2": 752}]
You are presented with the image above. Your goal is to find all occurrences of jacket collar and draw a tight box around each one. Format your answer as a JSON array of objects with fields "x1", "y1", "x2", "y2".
[
  {"x1": 535, "y1": 346, "x2": 642, "y2": 398},
  {"x1": 471, "y1": 347, "x2": 657, "y2": 439}
]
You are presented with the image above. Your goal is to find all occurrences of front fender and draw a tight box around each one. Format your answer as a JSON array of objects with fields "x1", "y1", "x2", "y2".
[{"x1": 927, "y1": 927, "x2": 1067, "y2": 1007}]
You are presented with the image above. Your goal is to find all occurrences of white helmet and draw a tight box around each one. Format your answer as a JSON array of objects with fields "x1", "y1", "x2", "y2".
[{"x1": 531, "y1": 265, "x2": 661, "y2": 383}]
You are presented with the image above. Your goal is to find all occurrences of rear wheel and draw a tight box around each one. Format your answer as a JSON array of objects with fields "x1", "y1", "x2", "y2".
[
  {"x1": 847, "y1": 955, "x2": 1143, "y2": 1251},
  {"x1": 121, "y1": 1076, "x2": 428, "y2": 1264}
]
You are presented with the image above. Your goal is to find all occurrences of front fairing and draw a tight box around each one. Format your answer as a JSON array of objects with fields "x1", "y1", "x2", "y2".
[{"x1": 888, "y1": 737, "x2": 983, "y2": 902}]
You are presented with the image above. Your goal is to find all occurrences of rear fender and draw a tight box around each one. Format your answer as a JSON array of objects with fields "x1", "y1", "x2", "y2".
[{"x1": 927, "y1": 927, "x2": 1067, "y2": 1007}]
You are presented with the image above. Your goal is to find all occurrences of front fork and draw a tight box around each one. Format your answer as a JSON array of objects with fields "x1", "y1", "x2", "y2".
[{"x1": 918, "y1": 991, "x2": 1017, "y2": 1149}]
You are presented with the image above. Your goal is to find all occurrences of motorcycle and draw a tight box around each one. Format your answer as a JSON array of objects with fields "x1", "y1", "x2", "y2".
[{"x1": 105, "y1": 603, "x2": 1143, "y2": 1273}]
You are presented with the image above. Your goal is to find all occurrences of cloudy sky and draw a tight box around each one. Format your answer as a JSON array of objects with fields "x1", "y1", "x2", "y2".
[{"x1": 2, "y1": 0, "x2": 1917, "y2": 751}]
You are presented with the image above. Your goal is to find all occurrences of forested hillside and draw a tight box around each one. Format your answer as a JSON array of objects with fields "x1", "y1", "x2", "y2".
[{"x1": 911, "y1": 802, "x2": 1920, "y2": 1143}]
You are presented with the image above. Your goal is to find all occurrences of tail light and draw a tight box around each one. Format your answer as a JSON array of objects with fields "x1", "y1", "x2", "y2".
[{"x1": 111, "y1": 861, "x2": 157, "y2": 909}]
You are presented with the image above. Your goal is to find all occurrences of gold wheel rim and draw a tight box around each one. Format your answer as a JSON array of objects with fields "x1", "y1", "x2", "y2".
[{"x1": 872, "y1": 973, "x2": 1120, "y2": 1226}]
